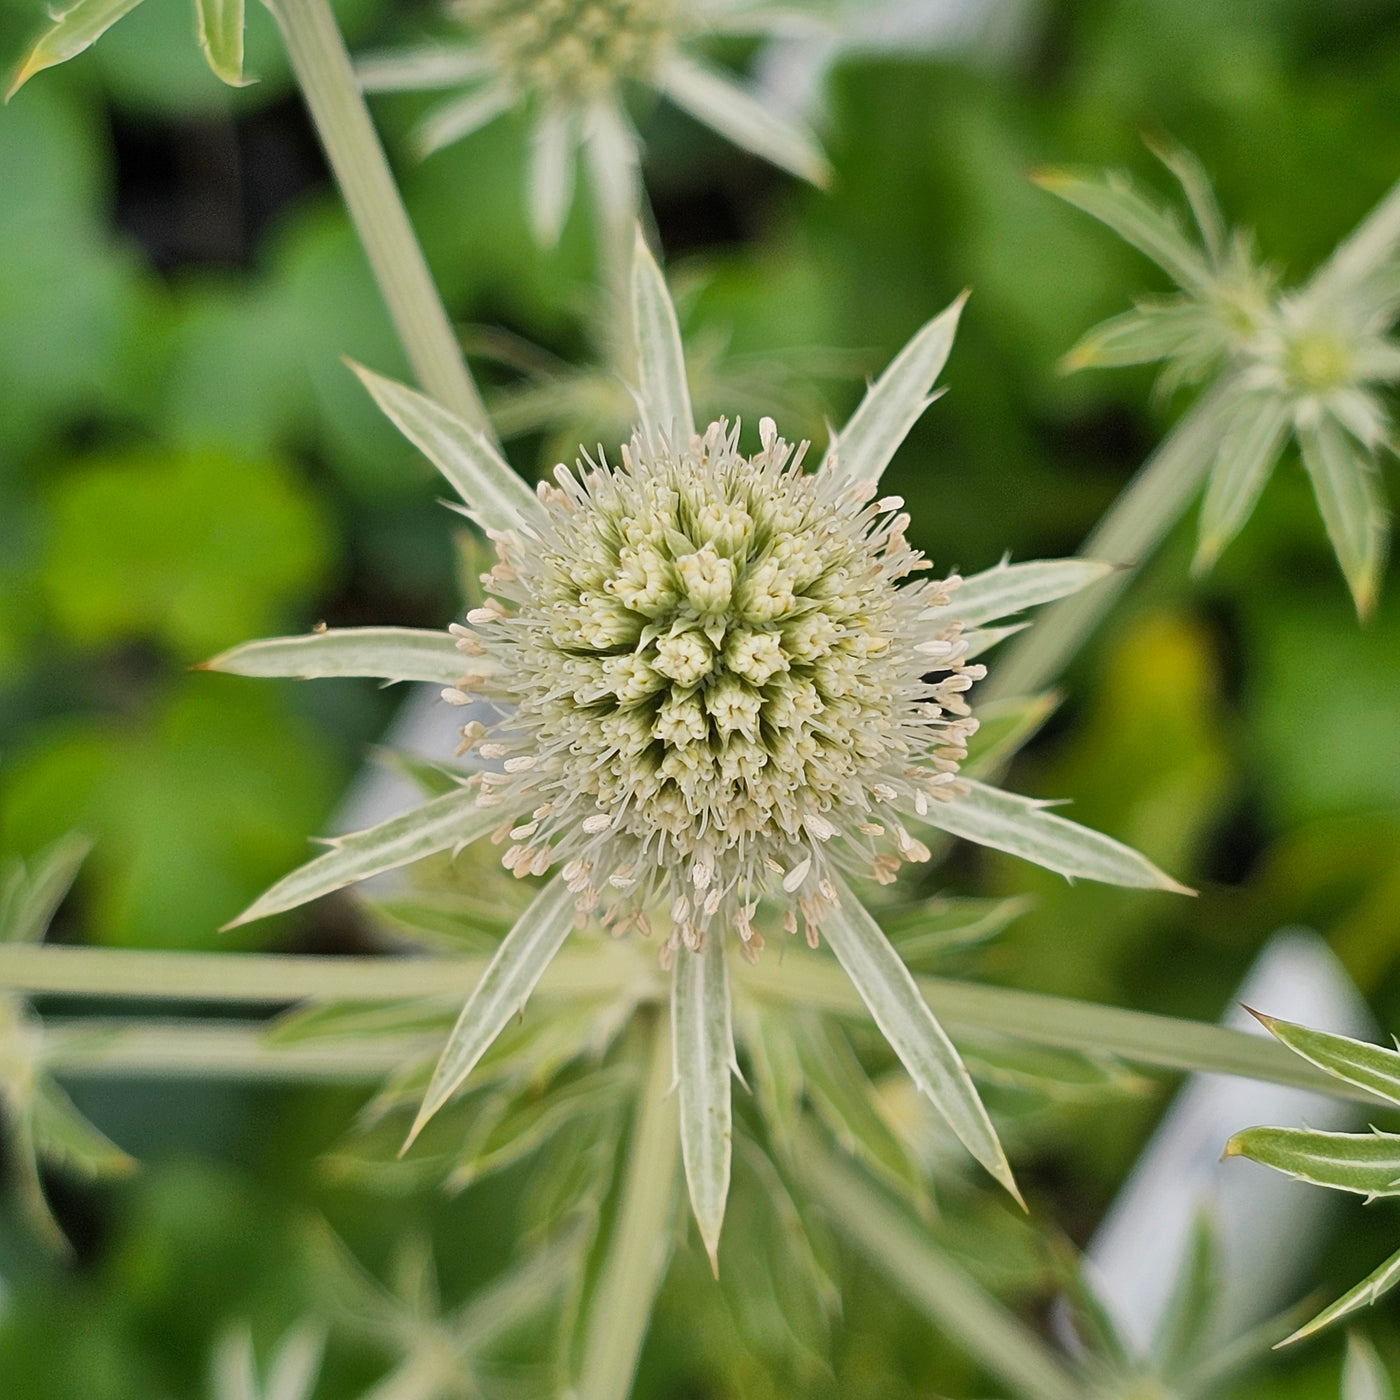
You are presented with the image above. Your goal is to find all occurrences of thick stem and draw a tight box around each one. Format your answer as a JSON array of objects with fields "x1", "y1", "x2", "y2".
[
  {"x1": 797, "y1": 1138, "x2": 1082, "y2": 1400},
  {"x1": 576, "y1": 1010, "x2": 678, "y2": 1400},
  {"x1": 266, "y1": 0, "x2": 492, "y2": 433},
  {"x1": 983, "y1": 377, "x2": 1235, "y2": 702}
]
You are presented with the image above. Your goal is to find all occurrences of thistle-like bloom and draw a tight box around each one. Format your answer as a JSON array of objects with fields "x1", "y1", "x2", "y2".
[
  {"x1": 1041, "y1": 139, "x2": 1400, "y2": 616},
  {"x1": 210, "y1": 236, "x2": 1183, "y2": 1262},
  {"x1": 356, "y1": 0, "x2": 830, "y2": 243}
]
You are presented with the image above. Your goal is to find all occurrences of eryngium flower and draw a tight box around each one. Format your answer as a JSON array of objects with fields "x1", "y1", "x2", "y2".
[
  {"x1": 210, "y1": 236, "x2": 1184, "y2": 1259},
  {"x1": 355, "y1": 0, "x2": 828, "y2": 242},
  {"x1": 1041, "y1": 138, "x2": 1400, "y2": 617}
]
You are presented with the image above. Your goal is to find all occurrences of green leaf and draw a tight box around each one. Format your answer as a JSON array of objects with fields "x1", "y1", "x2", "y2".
[
  {"x1": 1194, "y1": 392, "x2": 1292, "y2": 571},
  {"x1": 821, "y1": 292, "x2": 965, "y2": 489},
  {"x1": 194, "y1": 0, "x2": 246, "y2": 86},
  {"x1": 823, "y1": 881, "x2": 1019, "y2": 1203},
  {"x1": 266, "y1": 999, "x2": 456, "y2": 1047},
  {"x1": 671, "y1": 932, "x2": 735, "y2": 1271},
  {"x1": 0, "y1": 831, "x2": 90, "y2": 945},
  {"x1": 41, "y1": 447, "x2": 331, "y2": 659},
  {"x1": 1153, "y1": 1210, "x2": 1223, "y2": 1374},
  {"x1": 1343, "y1": 1332, "x2": 1395, "y2": 1400},
  {"x1": 794, "y1": 1014, "x2": 924, "y2": 1200},
  {"x1": 630, "y1": 230, "x2": 694, "y2": 449},
  {"x1": 739, "y1": 1001, "x2": 805, "y2": 1151},
  {"x1": 408, "y1": 876, "x2": 578, "y2": 1144},
  {"x1": 1225, "y1": 1126, "x2": 1400, "y2": 1198},
  {"x1": 1249, "y1": 1013, "x2": 1400, "y2": 1109},
  {"x1": 925, "y1": 558, "x2": 1117, "y2": 631},
  {"x1": 412, "y1": 84, "x2": 514, "y2": 160},
  {"x1": 656, "y1": 54, "x2": 830, "y2": 188},
  {"x1": 962, "y1": 693, "x2": 1060, "y2": 778},
  {"x1": 1281, "y1": 1244, "x2": 1400, "y2": 1347},
  {"x1": 1297, "y1": 416, "x2": 1389, "y2": 619},
  {"x1": 350, "y1": 362, "x2": 543, "y2": 535},
  {"x1": 919, "y1": 779, "x2": 1191, "y2": 892},
  {"x1": 881, "y1": 895, "x2": 1033, "y2": 966},
  {"x1": 227, "y1": 786, "x2": 498, "y2": 928},
  {"x1": 6, "y1": 0, "x2": 146, "y2": 98},
  {"x1": 29, "y1": 1077, "x2": 135, "y2": 1179},
  {"x1": 201, "y1": 626, "x2": 493, "y2": 686},
  {"x1": 1033, "y1": 168, "x2": 1214, "y2": 294}
]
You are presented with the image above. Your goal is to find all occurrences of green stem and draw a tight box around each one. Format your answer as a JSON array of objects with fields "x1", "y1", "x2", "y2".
[
  {"x1": 265, "y1": 0, "x2": 492, "y2": 433},
  {"x1": 982, "y1": 377, "x2": 1235, "y2": 702},
  {"x1": 796, "y1": 1137, "x2": 1082, "y2": 1400},
  {"x1": 576, "y1": 1010, "x2": 678, "y2": 1400},
  {"x1": 42, "y1": 1019, "x2": 405, "y2": 1080},
  {"x1": 4, "y1": 944, "x2": 1380, "y2": 1104}
]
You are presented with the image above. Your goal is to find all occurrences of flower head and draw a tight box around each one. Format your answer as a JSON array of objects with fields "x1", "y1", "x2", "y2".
[
  {"x1": 356, "y1": 0, "x2": 829, "y2": 242},
  {"x1": 1041, "y1": 137, "x2": 1399, "y2": 616},
  {"x1": 461, "y1": 414, "x2": 979, "y2": 961},
  {"x1": 213, "y1": 235, "x2": 1184, "y2": 1262}
]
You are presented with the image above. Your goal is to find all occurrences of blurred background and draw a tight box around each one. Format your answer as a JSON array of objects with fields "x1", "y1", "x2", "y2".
[{"x1": 1, "y1": 0, "x2": 1399, "y2": 1393}]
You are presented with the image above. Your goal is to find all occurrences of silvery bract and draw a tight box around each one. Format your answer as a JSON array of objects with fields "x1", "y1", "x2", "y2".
[
  {"x1": 355, "y1": 0, "x2": 830, "y2": 243},
  {"x1": 1043, "y1": 137, "x2": 1399, "y2": 617},
  {"x1": 209, "y1": 236, "x2": 1185, "y2": 1263}
]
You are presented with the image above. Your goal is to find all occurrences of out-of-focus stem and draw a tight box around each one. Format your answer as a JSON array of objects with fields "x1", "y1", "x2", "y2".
[
  {"x1": 3, "y1": 944, "x2": 1384, "y2": 1104},
  {"x1": 265, "y1": 0, "x2": 492, "y2": 434},
  {"x1": 797, "y1": 1138, "x2": 1082, "y2": 1400},
  {"x1": 983, "y1": 377, "x2": 1235, "y2": 701},
  {"x1": 575, "y1": 1010, "x2": 678, "y2": 1400}
]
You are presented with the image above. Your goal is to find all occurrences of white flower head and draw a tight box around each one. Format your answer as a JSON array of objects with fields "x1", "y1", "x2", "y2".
[
  {"x1": 356, "y1": 0, "x2": 831, "y2": 242},
  {"x1": 467, "y1": 412, "x2": 977, "y2": 962},
  {"x1": 214, "y1": 235, "x2": 1185, "y2": 1262}
]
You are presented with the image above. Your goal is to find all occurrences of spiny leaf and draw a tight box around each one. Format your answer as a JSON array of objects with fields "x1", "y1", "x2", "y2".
[
  {"x1": 1033, "y1": 167, "x2": 1214, "y2": 294},
  {"x1": 194, "y1": 0, "x2": 248, "y2": 87},
  {"x1": 823, "y1": 880, "x2": 1020, "y2": 1204},
  {"x1": 1297, "y1": 416, "x2": 1389, "y2": 619},
  {"x1": 6, "y1": 0, "x2": 145, "y2": 101},
  {"x1": 1280, "y1": 1244, "x2": 1400, "y2": 1347},
  {"x1": 821, "y1": 293, "x2": 966, "y2": 489},
  {"x1": 350, "y1": 362, "x2": 543, "y2": 534},
  {"x1": 1248, "y1": 1012, "x2": 1400, "y2": 1110},
  {"x1": 1224, "y1": 1126, "x2": 1400, "y2": 1198},
  {"x1": 672, "y1": 932, "x2": 735, "y2": 1273},
  {"x1": 227, "y1": 786, "x2": 497, "y2": 927},
  {"x1": 201, "y1": 626, "x2": 494, "y2": 686},
  {"x1": 924, "y1": 558, "x2": 1117, "y2": 631},
  {"x1": 1195, "y1": 392, "x2": 1292, "y2": 572},
  {"x1": 407, "y1": 877, "x2": 578, "y2": 1146},
  {"x1": 630, "y1": 230, "x2": 694, "y2": 449},
  {"x1": 919, "y1": 779, "x2": 1191, "y2": 892}
]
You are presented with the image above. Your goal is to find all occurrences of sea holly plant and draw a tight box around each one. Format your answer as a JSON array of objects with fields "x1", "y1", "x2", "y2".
[
  {"x1": 355, "y1": 0, "x2": 830, "y2": 244},
  {"x1": 205, "y1": 233, "x2": 1186, "y2": 1268},
  {"x1": 1226, "y1": 1012, "x2": 1400, "y2": 1345},
  {"x1": 989, "y1": 139, "x2": 1400, "y2": 700},
  {"x1": 0, "y1": 834, "x2": 135, "y2": 1251}
]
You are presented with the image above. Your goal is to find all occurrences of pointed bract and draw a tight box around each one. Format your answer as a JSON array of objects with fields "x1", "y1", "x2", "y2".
[
  {"x1": 228, "y1": 788, "x2": 497, "y2": 928},
  {"x1": 672, "y1": 932, "x2": 735, "y2": 1271},
  {"x1": 822, "y1": 881, "x2": 1020, "y2": 1204},
  {"x1": 921, "y1": 779, "x2": 1190, "y2": 892},
  {"x1": 351, "y1": 362, "x2": 543, "y2": 534},
  {"x1": 202, "y1": 627, "x2": 493, "y2": 686},
  {"x1": 407, "y1": 877, "x2": 577, "y2": 1145},
  {"x1": 630, "y1": 231, "x2": 694, "y2": 449},
  {"x1": 195, "y1": 0, "x2": 248, "y2": 87},
  {"x1": 823, "y1": 293, "x2": 966, "y2": 489},
  {"x1": 924, "y1": 557, "x2": 1116, "y2": 631}
]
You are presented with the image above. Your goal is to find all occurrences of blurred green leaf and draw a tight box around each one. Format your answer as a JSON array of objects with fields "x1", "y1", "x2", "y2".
[{"x1": 41, "y1": 446, "x2": 332, "y2": 658}]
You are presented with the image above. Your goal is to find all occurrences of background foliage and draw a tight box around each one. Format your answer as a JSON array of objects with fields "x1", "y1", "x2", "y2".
[{"x1": 1, "y1": 0, "x2": 1399, "y2": 1393}]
